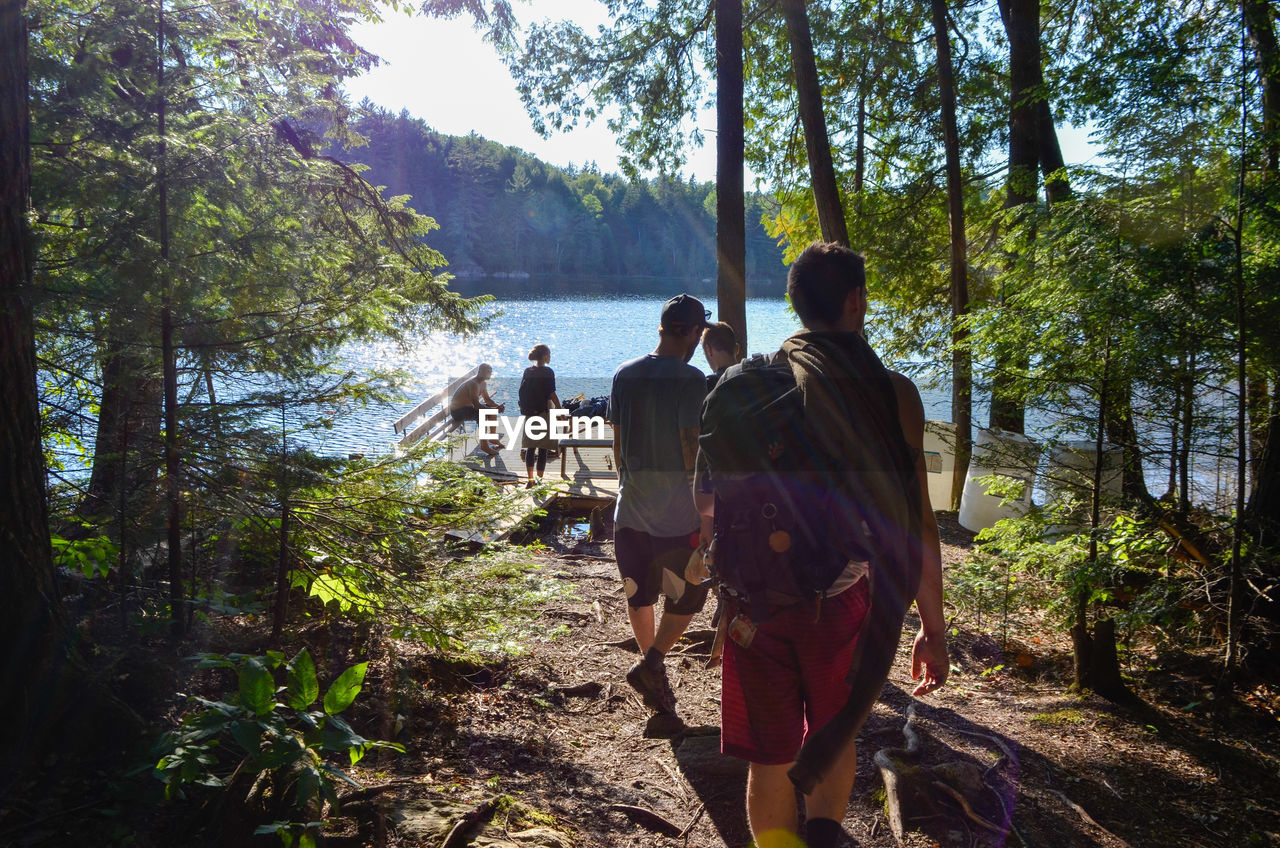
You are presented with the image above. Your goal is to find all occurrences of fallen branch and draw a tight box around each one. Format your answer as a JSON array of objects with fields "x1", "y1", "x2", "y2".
[
  {"x1": 1049, "y1": 790, "x2": 1131, "y2": 848},
  {"x1": 608, "y1": 803, "x2": 683, "y2": 837},
  {"x1": 654, "y1": 757, "x2": 689, "y2": 799},
  {"x1": 439, "y1": 797, "x2": 499, "y2": 848},
  {"x1": 337, "y1": 777, "x2": 421, "y2": 804},
  {"x1": 643, "y1": 782, "x2": 684, "y2": 803},
  {"x1": 944, "y1": 723, "x2": 1018, "y2": 763},
  {"x1": 679, "y1": 802, "x2": 707, "y2": 840},
  {"x1": 933, "y1": 781, "x2": 1006, "y2": 834}
]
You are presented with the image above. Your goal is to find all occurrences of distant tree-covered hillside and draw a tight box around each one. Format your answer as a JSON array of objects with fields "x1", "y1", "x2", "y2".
[{"x1": 340, "y1": 105, "x2": 788, "y2": 286}]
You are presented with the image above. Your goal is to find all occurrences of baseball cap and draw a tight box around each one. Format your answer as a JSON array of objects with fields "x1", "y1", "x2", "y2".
[{"x1": 660, "y1": 294, "x2": 711, "y2": 333}]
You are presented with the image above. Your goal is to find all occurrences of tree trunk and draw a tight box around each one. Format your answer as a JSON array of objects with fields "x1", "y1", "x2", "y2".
[
  {"x1": 932, "y1": 0, "x2": 972, "y2": 510},
  {"x1": 1247, "y1": 379, "x2": 1280, "y2": 545},
  {"x1": 854, "y1": 59, "x2": 867, "y2": 217},
  {"x1": 1070, "y1": 619, "x2": 1091, "y2": 693},
  {"x1": 1037, "y1": 98, "x2": 1071, "y2": 203},
  {"x1": 997, "y1": 0, "x2": 1071, "y2": 203},
  {"x1": 1071, "y1": 339, "x2": 1131, "y2": 697},
  {"x1": 1104, "y1": 378, "x2": 1149, "y2": 502},
  {"x1": 1089, "y1": 618, "x2": 1126, "y2": 699},
  {"x1": 0, "y1": 0, "x2": 122, "y2": 781},
  {"x1": 1179, "y1": 350, "x2": 1196, "y2": 517},
  {"x1": 1244, "y1": 0, "x2": 1279, "y2": 507},
  {"x1": 1001, "y1": 0, "x2": 1040, "y2": 210},
  {"x1": 157, "y1": 0, "x2": 184, "y2": 638},
  {"x1": 990, "y1": 0, "x2": 1043, "y2": 435},
  {"x1": 780, "y1": 0, "x2": 848, "y2": 246},
  {"x1": 1089, "y1": 347, "x2": 1126, "y2": 699},
  {"x1": 272, "y1": 406, "x2": 291, "y2": 641},
  {"x1": 1227, "y1": 49, "x2": 1249, "y2": 677},
  {"x1": 716, "y1": 0, "x2": 747, "y2": 358},
  {"x1": 80, "y1": 335, "x2": 162, "y2": 521},
  {"x1": 1245, "y1": 0, "x2": 1280, "y2": 173},
  {"x1": 1248, "y1": 372, "x2": 1270, "y2": 491}
]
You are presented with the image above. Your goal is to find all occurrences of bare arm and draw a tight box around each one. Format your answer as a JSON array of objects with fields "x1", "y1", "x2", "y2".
[
  {"x1": 679, "y1": 427, "x2": 699, "y2": 473},
  {"x1": 612, "y1": 427, "x2": 622, "y2": 474},
  {"x1": 693, "y1": 470, "x2": 714, "y2": 549},
  {"x1": 478, "y1": 384, "x2": 501, "y2": 412},
  {"x1": 891, "y1": 372, "x2": 948, "y2": 696}
]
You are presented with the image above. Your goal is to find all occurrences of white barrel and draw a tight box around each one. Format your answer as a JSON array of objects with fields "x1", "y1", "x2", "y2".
[
  {"x1": 922, "y1": 420, "x2": 959, "y2": 511},
  {"x1": 958, "y1": 428, "x2": 1040, "y2": 532},
  {"x1": 1043, "y1": 440, "x2": 1124, "y2": 509}
]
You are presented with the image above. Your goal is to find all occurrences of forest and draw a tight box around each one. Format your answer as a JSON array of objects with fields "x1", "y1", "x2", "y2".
[
  {"x1": 1, "y1": 0, "x2": 1278, "y2": 846},
  {"x1": 339, "y1": 107, "x2": 790, "y2": 283}
]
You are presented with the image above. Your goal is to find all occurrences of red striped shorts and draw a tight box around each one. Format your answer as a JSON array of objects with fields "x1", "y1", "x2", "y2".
[{"x1": 720, "y1": 579, "x2": 870, "y2": 765}]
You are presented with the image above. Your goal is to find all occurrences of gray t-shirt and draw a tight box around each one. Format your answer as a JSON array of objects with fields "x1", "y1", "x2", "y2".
[{"x1": 610, "y1": 354, "x2": 706, "y2": 536}]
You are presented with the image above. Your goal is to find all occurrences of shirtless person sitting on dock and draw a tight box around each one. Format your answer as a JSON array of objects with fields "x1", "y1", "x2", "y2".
[{"x1": 450, "y1": 363, "x2": 505, "y2": 456}]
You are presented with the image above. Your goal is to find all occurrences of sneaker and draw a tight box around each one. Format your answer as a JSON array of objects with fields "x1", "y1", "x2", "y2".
[{"x1": 625, "y1": 661, "x2": 676, "y2": 714}]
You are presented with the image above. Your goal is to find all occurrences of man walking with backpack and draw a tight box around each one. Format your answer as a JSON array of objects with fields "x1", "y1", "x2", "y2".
[
  {"x1": 609, "y1": 294, "x2": 712, "y2": 716},
  {"x1": 697, "y1": 243, "x2": 948, "y2": 848}
]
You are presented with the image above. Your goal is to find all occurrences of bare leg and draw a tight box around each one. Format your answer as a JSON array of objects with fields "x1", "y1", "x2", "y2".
[
  {"x1": 626, "y1": 606, "x2": 693, "y2": 657},
  {"x1": 627, "y1": 604, "x2": 655, "y2": 654},
  {"x1": 652, "y1": 610, "x2": 694, "y2": 654},
  {"x1": 747, "y1": 762, "x2": 804, "y2": 848},
  {"x1": 803, "y1": 737, "x2": 858, "y2": 824}
]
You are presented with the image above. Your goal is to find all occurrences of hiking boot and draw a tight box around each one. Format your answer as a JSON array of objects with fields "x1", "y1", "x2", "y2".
[{"x1": 626, "y1": 660, "x2": 676, "y2": 714}]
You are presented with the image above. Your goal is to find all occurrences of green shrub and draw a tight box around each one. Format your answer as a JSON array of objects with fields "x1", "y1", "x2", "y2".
[{"x1": 154, "y1": 649, "x2": 402, "y2": 845}]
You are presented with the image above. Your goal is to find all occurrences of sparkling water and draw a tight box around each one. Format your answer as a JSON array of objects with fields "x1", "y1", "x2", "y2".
[{"x1": 319, "y1": 278, "x2": 956, "y2": 457}]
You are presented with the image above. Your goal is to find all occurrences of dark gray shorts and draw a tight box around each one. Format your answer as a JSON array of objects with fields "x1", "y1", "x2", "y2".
[{"x1": 614, "y1": 526, "x2": 709, "y2": 615}]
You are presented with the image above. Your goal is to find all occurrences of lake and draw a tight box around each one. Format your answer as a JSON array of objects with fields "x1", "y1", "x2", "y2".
[
  {"x1": 318, "y1": 277, "x2": 959, "y2": 457},
  {"x1": 319, "y1": 277, "x2": 1235, "y2": 510}
]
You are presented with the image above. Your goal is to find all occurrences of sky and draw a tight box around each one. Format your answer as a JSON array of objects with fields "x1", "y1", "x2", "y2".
[
  {"x1": 343, "y1": 2, "x2": 721, "y2": 178},
  {"x1": 343, "y1": 3, "x2": 1103, "y2": 184}
]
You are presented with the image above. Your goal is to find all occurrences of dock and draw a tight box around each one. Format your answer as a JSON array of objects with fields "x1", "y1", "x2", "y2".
[
  {"x1": 440, "y1": 432, "x2": 618, "y2": 544},
  {"x1": 395, "y1": 378, "x2": 618, "y2": 544}
]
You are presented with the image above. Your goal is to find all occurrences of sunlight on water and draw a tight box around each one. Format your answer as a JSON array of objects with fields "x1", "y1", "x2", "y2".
[
  {"x1": 280, "y1": 280, "x2": 1236, "y2": 513},
  {"x1": 322, "y1": 289, "x2": 825, "y2": 456}
]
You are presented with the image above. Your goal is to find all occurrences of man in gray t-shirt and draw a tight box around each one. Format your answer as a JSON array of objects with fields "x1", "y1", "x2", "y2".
[{"x1": 609, "y1": 294, "x2": 710, "y2": 716}]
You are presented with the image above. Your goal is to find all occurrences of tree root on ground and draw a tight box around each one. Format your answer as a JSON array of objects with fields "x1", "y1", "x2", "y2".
[
  {"x1": 1049, "y1": 789, "x2": 1132, "y2": 847},
  {"x1": 607, "y1": 803, "x2": 683, "y2": 836},
  {"x1": 874, "y1": 704, "x2": 1022, "y2": 845}
]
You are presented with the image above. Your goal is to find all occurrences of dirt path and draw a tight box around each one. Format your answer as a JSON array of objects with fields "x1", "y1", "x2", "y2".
[{"x1": 349, "y1": 515, "x2": 1280, "y2": 848}]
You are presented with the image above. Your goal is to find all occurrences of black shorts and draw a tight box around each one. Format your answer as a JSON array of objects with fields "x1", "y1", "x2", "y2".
[
  {"x1": 615, "y1": 526, "x2": 709, "y2": 615},
  {"x1": 450, "y1": 406, "x2": 480, "y2": 424}
]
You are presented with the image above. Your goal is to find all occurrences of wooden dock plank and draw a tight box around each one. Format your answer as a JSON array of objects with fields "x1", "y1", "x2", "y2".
[
  {"x1": 439, "y1": 424, "x2": 619, "y2": 544},
  {"x1": 443, "y1": 489, "x2": 547, "y2": 545},
  {"x1": 447, "y1": 423, "x2": 618, "y2": 491}
]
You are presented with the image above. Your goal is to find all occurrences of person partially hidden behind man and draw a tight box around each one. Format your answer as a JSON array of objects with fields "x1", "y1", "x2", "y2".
[
  {"x1": 609, "y1": 294, "x2": 711, "y2": 716},
  {"x1": 697, "y1": 243, "x2": 949, "y2": 848},
  {"x1": 701, "y1": 321, "x2": 740, "y2": 391},
  {"x1": 449, "y1": 362, "x2": 505, "y2": 456}
]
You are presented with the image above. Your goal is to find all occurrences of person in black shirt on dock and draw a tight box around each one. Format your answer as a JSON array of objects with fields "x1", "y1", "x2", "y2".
[{"x1": 519, "y1": 344, "x2": 560, "y2": 488}]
